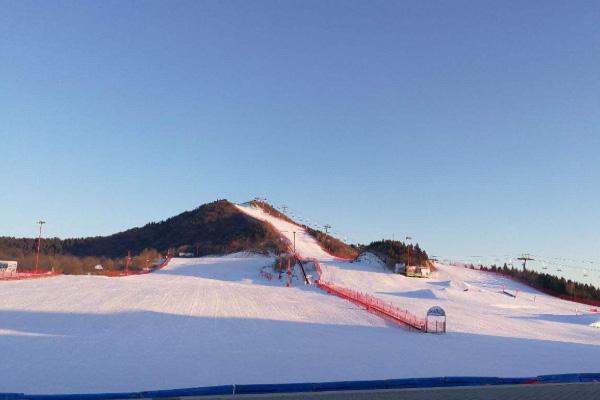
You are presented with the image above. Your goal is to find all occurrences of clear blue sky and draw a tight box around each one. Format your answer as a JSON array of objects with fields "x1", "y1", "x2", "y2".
[{"x1": 1, "y1": 1, "x2": 599, "y2": 269}]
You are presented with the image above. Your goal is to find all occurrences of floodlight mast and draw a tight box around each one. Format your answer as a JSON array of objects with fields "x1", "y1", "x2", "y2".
[
  {"x1": 281, "y1": 230, "x2": 299, "y2": 254},
  {"x1": 34, "y1": 220, "x2": 46, "y2": 274},
  {"x1": 406, "y1": 236, "x2": 412, "y2": 267},
  {"x1": 125, "y1": 250, "x2": 132, "y2": 275}
]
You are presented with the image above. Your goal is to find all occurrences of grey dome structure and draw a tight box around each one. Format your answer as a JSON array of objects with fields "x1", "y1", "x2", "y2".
[{"x1": 426, "y1": 306, "x2": 446, "y2": 333}]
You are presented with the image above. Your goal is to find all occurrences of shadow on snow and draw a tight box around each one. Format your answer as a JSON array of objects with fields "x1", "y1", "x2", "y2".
[{"x1": 1, "y1": 309, "x2": 600, "y2": 395}]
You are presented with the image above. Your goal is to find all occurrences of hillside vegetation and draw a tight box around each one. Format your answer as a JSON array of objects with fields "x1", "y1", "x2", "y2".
[
  {"x1": 360, "y1": 240, "x2": 430, "y2": 269},
  {"x1": 249, "y1": 200, "x2": 297, "y2": 225},
  {"x1": 0, "y1": 200, "x2": 287, "y2": 274},
  {"x1": 305, "y1": 228, "x2": 359, "y2": 259},
  {"x1": 482, "y1": 263, "x2": 600, "y2": 305},
  {"x1": 250, "y1": 200, "x2": 359, "y2": 259}
]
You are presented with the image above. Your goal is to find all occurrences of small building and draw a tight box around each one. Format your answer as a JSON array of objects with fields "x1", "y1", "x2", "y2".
[
  {"x1": 419, "y1": 266, "x2": 431, "y2": 278},
  {"x1": 0, "y1": 261, "x2": 17, "y2": 273},
  {"x1": 94, "y1": 264, "x2": 104, "y2": 270},
  {"x1": 406, "y1": 265, "x2": 431, "y2": 278},
  {"x1": 178, "y1": 252, "x2": 194, "y2": 257}
]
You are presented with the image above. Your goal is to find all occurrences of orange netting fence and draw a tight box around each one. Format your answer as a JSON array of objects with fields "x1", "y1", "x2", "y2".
[{"x1": 310, "y1": 257, "x2": 426, "y2": 331}]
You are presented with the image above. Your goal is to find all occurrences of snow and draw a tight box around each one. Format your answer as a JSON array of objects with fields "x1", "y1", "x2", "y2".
[
  {"x1": 321, "y1": 260, "x2": 600, "y2": 344},
  {"x1": 1, "y1": 202, "x2": 600, "y2": 394},
  {"x1": 234, "y1": 203, "x2": 333, "y2": 260},
  {"x1": 354, "y1": 252, "x2": 388, "y2": 270},
  {"x1": 1, "y1": 255, "x2": 389, "y2": 394}
]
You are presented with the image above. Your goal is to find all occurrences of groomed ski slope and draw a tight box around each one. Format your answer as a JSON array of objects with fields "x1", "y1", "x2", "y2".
[
  {"x1": 237, "y1": 204, "x2": 600, "y2": 357},
  {"x1": 0, "y1": 203, "x2": 599, "y2": 394},
  {"x1": 0, "y1": 254, "x2": 391, "y2": 394}
]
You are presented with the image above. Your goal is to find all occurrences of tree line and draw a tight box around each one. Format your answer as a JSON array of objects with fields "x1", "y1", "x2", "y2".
[
  {"x1": 0, "y1": 200, "x2": 288, "y2": 274},
  {"x1": 481, "y1": 263, "x2": 600, "y2": 303},
  {"x1": 359, "y1": 239, "x2": 430, "y2": 269},
  {"x1": 0, "y1": 242, "x2": 163, "y2": 275}
]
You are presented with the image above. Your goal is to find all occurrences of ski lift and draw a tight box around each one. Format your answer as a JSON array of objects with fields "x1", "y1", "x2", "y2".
[
  {"x1": 584, "y1": 269, "x2": 589, "y2": 277},
  {"x1": 542, "y1": 262, "x2": 547, "y2": 270}
]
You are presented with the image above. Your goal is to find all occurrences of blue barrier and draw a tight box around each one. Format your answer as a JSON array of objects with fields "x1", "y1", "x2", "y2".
[
  {"x1": 4, "y1": 373, "x2": 600, "y2": 398},
  {"x1": 496, "y1": 376, "x2": 537, "y2": 385},
  {"x1": 0, "y1": 394, "x2": 24, "y2": 400},
  {"x1": 538, "y1": 373, "x2": 583, "y2": 383},
  {"x1": 443, "y1": 376, "x2": 501, "y2": 386},
  {"x1": 141, "y1": 385, "x2": 234, "y2": 398},
  {"x1": 577, "y1": 373, "x2": 600, "y2": 382},
  {"x1": 234, "y1": 382, "x2": 314, "y2": 394},
  {"x1": 386, "y1": 377, "x2": 446, "y2": 389},
  {"x1": 29, "y1": 393, "x2": 143, "y2": 400},
  {"x1": 538, "y1": 373, "x2": 600, "y2": 383},
  {"x1": 312, "y1": 379, "x2": 389, "y2": 392}
]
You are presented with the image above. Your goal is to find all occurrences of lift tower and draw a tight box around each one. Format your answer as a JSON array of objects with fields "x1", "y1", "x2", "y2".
[{"x1": 517, "y1": 253, "x2": 534, "y2": 269}]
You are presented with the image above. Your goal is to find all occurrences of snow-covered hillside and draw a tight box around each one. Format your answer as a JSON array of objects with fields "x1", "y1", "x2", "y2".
[
  {"x1": 235, "y1": 202, "x2": 333, "y2": 260},
  {"x1": 1, "y1": 202, "x2": 600, "y2": 394},
  {"x1": 238, "y1": 203, "x2": 600, "y2": 340}
]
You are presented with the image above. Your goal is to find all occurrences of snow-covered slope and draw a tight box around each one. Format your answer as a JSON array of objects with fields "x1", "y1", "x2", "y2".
[
  {"x1": 323, "y1": 260, "x2": 600, "y2": 344},
  {"x1": 239, "y1": 202, "x2": 600, "y2": 364},
  {"x1": 235, "y1": 203, "x2": 333, "y2": 260},
  {"x1": 237, "y1": 203, "x2": 600, "y2": 343},
  {"x1": 2, "y1": 203, "x2": 600, "y2": 394},
  {"x1": 0, "y1": 255, "x2": 391, "y2": 394}
]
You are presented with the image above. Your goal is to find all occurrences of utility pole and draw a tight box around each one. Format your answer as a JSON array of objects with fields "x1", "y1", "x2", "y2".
[
  {"x1": 125, "y1": 250, "x2": 132, "y2": 275},
  {"x1": 34, "y1": 220, "x2": 46, "y2": 274},
  {"x1": 406, "y1": 236, "x2": 412, "y2": 267},
  {"x1": 281, "y1": 230, "x2": 298, "y2": 254},
  {"x1": 324, "y1": 224, "x2": 331, "y2": 234}
]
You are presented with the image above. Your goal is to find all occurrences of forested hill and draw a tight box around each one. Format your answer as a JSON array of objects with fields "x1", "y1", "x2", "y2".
[
  {"x1": 0, "y1": 200, "x2": 287, "y2": 263},
  {"x1": 361, "y1": 240, "x2": 430, "y2": 268}
]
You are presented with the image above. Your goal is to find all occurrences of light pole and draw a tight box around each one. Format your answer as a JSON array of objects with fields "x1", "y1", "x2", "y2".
[
  {"x1": 281, "y1": 231, "x2": 298, "y2": 254},
  {"x1": 405, "y1": 236, "x2": 412, "y2": 267},
  {"x1": 35, "y1": 220, "x2": 46, "y2": 274},
  {"x1": 125, "y1": 250, "x2": 132, "y2": 275}
]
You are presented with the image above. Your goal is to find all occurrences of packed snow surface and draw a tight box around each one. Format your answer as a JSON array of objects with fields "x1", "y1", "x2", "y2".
[{"x1": 1, "y1": 203, "x2": 599, "y2": 394}]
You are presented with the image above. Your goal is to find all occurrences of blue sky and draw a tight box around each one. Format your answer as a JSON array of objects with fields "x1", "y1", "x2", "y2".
[{"x1": 1, "y1": 1, "x2": 599, "y2": 271}]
